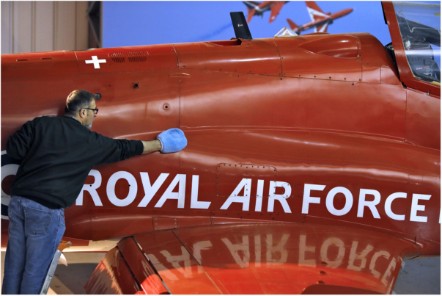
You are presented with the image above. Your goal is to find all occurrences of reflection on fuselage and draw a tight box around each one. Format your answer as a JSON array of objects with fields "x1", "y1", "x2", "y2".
[{"x1": 144, "y1": 226, "x2": 408, "y2": 291}]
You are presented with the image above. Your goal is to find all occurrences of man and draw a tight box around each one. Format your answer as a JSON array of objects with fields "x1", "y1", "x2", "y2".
[{"x1": 2, "y1": 89, "x2": 187, "y2": 294}]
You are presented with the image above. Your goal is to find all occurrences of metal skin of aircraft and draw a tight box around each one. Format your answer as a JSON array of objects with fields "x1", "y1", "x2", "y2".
[{"x1": 1, "y1": 1, "x2": 440, "y2": 294}]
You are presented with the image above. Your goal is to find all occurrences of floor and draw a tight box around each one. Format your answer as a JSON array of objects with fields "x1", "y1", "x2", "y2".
[{"x1": 1, "y1": 252, "x2": 105, "y2": 294}]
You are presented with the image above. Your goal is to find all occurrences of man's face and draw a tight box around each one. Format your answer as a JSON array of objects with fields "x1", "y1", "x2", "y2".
[{"x1": 83, "y1": 99, "x2": 98, "y2": 129}]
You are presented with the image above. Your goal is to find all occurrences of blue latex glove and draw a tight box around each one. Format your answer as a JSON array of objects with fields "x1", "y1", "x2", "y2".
[{"x1": 157, "y1": 128, "x2": 187, "y2": 153}]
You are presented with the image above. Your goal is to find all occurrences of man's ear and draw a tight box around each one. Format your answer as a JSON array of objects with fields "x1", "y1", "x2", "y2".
[{"x1": 78, "y1": 108, "x2": 86, "y2": 119}]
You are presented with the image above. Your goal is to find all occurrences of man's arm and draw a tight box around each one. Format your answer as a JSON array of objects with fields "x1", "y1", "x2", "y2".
[
  {"x1": 141, "y1": 140, "x2": 162, "y2": 155},
  {"x1": 6, "y1": 120, "x2": 35, "y2": 161}
]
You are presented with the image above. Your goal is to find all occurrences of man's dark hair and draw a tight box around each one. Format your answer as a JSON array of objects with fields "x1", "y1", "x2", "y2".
[{"x1": 65, "y1": 90, "x2": 101, "y2": 115}]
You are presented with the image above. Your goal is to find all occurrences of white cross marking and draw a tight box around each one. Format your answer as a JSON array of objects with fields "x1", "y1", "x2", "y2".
[{"x1": 85, "y1": 56, "x2": 107, "y2": 69}]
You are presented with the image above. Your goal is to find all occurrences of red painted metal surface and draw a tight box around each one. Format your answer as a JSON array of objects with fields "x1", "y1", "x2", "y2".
[
  {"x1": 1, "y1": 2, "x2": 439, "y2": 294},
  {"x1": 86, "y1": 223, "x2": 421, "y2": 294}
]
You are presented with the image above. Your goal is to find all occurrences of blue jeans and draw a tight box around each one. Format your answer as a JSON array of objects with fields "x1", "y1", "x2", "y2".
[{"x1": 2, "y1": 196, "x2": 65, "y2": 294}]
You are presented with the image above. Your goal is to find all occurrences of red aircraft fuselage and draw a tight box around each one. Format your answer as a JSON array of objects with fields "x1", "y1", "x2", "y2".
[{"x1": 2, "y1": 33, "x2": 439, "y2": 250}]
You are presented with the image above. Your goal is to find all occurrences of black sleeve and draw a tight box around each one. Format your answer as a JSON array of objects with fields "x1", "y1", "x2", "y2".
[
  {"x1": 90, "y1": 132, "x2": 144, "y2": 165},
  {"x1": 114, "y1": 139, "x2": 144, "y2": 160},
  {"x1": 6, "y1": 120, "x2": 35, "y2": 162}
]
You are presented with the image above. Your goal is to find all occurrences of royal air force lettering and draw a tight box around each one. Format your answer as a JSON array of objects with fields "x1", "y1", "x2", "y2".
[
  {"x1": 0, "y1": 152, "x2": 436, "y2": 223},
  {"x1": 76, "y1": 170, "x2": 209, "y2": 209},
  {"x1": 74, "y1": 169, "x2": 435, "y2": 223}
]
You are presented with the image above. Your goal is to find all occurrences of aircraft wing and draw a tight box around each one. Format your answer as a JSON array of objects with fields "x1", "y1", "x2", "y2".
[
  {"x1": 243, "y1": 1, "x2": 259, "y2": 23},
  {"x1": 305, "y1": 1, "x2": 331, "y2": 33},
  {"x1": 307, "y1": 1, "x2": 329, "y2": 22},
  {"x1": 246, "y1": 9, "x2": 256, "y2": 23},
  {"x1": 85, "y1": 221, "x2": 424, "y2": 294},
  {"x1": 269, "y1": 2, "x2": 285, "y2": 23},
  {"x1": 315, "y1": 22, "x2": 329, "y2": 33}
]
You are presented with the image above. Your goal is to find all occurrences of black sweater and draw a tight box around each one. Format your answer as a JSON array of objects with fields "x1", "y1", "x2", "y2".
[{"x1": 7, "y1": 116, "x2": 144, "y2": 208}]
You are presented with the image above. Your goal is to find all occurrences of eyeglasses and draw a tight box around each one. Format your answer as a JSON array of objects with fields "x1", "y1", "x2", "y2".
[{"x1": 83, "y1": 108, "x2": 99, "y2": 114}]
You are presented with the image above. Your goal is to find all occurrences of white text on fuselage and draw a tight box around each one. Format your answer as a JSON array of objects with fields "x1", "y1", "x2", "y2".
[{"x1": 75, "y1": 170, "x2": 433, "y2": 223}]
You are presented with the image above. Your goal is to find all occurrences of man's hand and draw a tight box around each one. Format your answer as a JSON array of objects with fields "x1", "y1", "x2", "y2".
[{"x1": 157, "y1": 128, "x2": 187, "y2": 153}]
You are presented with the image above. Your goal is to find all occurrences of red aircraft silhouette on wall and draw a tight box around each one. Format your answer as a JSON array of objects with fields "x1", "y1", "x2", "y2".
[
  {"x1": 276, "y1": 1, "x2": 353, "y2": 36},
  {"x1": 243, "y1": 1, "x2": 288, "y2": 23}
]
